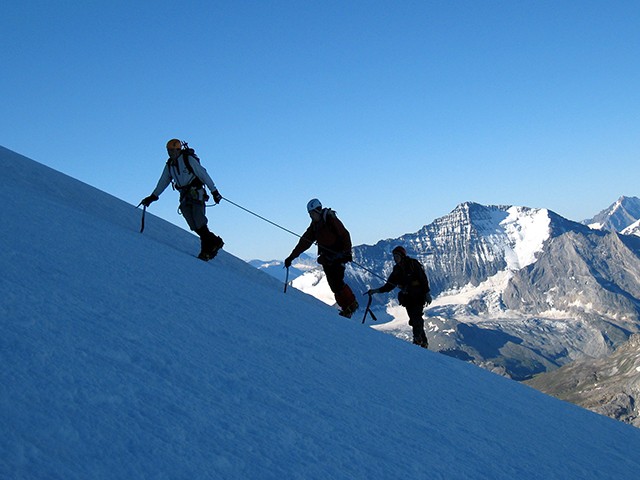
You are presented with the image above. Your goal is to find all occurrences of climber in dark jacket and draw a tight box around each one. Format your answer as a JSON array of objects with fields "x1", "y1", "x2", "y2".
[{"x1": 368, "y1": 246, "x2": 431, "y2": 348}]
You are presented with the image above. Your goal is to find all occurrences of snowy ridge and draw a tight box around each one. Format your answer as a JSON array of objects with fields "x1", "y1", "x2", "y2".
[{"x1": 4, "y1": 145, "x2": 640, "y2": 478}]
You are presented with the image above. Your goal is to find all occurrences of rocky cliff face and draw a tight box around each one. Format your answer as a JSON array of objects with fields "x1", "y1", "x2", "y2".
[
  {"x1": 526, "y1": 333, "x2": 640, "y2": 427},
  {"x1": 503, "y1": 231, "x2": 640, "y2": 326},
  {"x1": 350, "y1": 202, "x2": 558, "y2": 296}
]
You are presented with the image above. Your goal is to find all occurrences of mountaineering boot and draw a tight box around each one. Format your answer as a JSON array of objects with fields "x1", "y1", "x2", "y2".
[
  {"x1": 198, "y1": 235, "x2": 224, "y2": 261},
  {"x1": 196, "y1": 227, "x2": 224, "y2": 261},
  {"x1": 335, "y1": 284, "x2": 358, "y2": 318},
  {"x1": 206, "y1": 232, "x2": 224, "y2": 256},
  {"x1": 412, "y1": 335, "x2": 429, "y2": 349},
  {"x1": 209, "y1": 236, "x2": 224, "y2": 259},
  {"x1": 338, "y1": 300, "x2": 359, "y2": 318}
]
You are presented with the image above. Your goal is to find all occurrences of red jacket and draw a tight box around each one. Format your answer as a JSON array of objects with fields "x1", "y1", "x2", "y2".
[{"x1": 289, "y1": 209, "x2": 352, "y2": 262}]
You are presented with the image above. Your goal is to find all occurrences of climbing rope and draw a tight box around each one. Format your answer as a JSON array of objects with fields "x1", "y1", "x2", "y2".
[{"x1": 222, "y1": 196, "x2": 387, "y2": 282}]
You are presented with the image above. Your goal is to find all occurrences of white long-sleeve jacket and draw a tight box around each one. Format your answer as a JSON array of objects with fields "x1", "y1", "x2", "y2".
[{"x1": 151, "y1": 153, "x2": 217, "y2": 198}]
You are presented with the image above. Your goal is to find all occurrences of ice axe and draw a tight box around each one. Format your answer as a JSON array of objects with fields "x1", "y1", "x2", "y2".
[
  {"x1": 136, "y1": 203, "x2": 147, "y2": 233},
  {"x1": 284, "y1": 266, "x2": 290, "y2": 293},
  {"x1": 361, "y1": 291, "x2": 378, "y2": 324}
]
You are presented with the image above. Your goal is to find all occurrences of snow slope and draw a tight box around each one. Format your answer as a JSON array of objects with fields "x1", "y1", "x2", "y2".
[{"x1": 2, "y1": 145, "x2": 640, "y2": 479}]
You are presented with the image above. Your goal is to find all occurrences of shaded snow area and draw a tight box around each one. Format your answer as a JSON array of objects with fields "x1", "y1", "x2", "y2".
[{"x1": 2, "y1": 145, "x2": 640, "y2": 479}]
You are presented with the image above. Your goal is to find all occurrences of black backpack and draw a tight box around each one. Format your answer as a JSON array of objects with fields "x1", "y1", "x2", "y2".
[
  {"x1": 397, "y1": 258, "x2": 430, "y2": 305},
  {"x1": 166, "y1": 141, "x2": 206, "y2": 192}
]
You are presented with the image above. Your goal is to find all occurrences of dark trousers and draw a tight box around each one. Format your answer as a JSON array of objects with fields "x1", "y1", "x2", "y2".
[
  {"x1": 323, "y1": 262, "x2": 346, "y2": 293},
  {"x1": 179, "y1": 192, "x2": 208, "y2": 232},
  {"x1": 195, "y1": 226, "x2": 222, "y2": 255},
  {"x1": 323, "y1": 262, "x2": 356, "y2": 310},
  {"x1": 405, "y1": 302, "x2": 427, "y2": 343}
]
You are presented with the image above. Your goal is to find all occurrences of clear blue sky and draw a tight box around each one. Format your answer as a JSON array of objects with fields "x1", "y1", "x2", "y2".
[{"x1": 3, "y1": 1, "x2": 639, "y2": 260}]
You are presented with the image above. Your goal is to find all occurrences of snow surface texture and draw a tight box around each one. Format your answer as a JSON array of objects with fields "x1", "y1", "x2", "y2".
[{"x1": 3, "y1": 145, "x2": 640, "y2": 479}]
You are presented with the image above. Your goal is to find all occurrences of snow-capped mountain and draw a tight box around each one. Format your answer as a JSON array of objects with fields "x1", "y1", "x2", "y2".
[
  {"x1": 503, "y1": 229, "x2": 640, "y2": 322},
  {"x1": 349, "y1": 202, "x2": 582, "y2": 297},
  {"x1": 583, "y1": 195, "x2": 640, "y2": 231},
  {"x1": 289, "y1": 201, "x2": 640, "y2": 387},
  {"x1": 7, "y1": 145, "x2": 640, "y2": 477},
  {"x1": 526, "y1": 333, "x2": 640, "y2": 427}
]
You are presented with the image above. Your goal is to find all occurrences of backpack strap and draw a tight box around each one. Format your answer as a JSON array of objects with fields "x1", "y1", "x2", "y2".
[
  {"x1": 180, "y1": 144, "x2": 205, "y2": 191},
  {"x1": 181, "y1": 150, "x2": 196, "y2": 176},
  {"x1": 409, "y1": 258, "x2": 430, "y2": 293},
  {"x1": 321, "y1": 209, "x2": 339, "y2": 234},
  {"x1": 166, "y1": 151, "x2": 203, "y2": 190}
]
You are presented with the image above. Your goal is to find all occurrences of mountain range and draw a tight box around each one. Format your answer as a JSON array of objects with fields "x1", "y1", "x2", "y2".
[{"x1": 254, "y1": 196, "x2": 640, "y2": 425}]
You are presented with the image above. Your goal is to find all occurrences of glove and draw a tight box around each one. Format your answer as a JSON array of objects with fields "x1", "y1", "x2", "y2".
[
  {"x1": 212, "y1": 189, "x2": 222, "y2": 204},
  {"x1": 425, "y1": 292, "x2": 432, "y2": 305},
  {"x1": 284, "y1": 256, "x2": 294, "y2": 268},
  {"x1": 140, "y1": 194, "x2": 158, "y2": 207},
  {"x1": 367, "y1": 288, "x2": 380, "y2": 295}
]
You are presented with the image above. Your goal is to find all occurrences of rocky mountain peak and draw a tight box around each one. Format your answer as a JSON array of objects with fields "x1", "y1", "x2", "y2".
[{"x1": 584, "y1": 195, "x2": 640, "y2": 232}]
